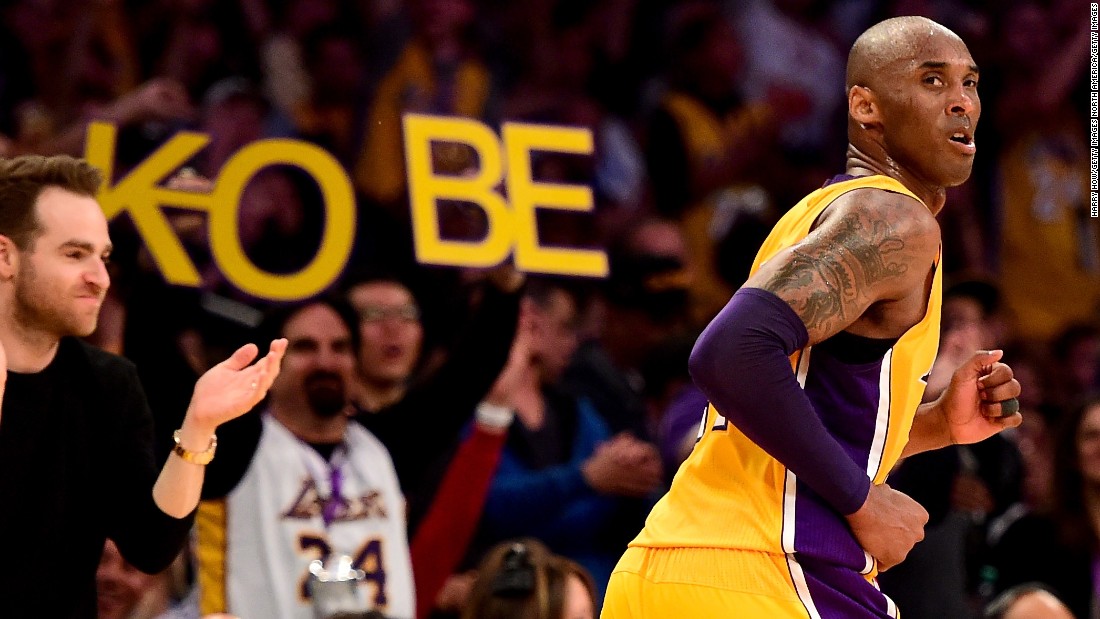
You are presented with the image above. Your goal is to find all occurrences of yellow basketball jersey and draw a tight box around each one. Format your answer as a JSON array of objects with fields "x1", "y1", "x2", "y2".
[
  {"x1": 998, "y1": 116, "x2": 1098, "y2": 341},
  {"x1": 632, "y1": 175, "x2": 942, "y2": 570}
]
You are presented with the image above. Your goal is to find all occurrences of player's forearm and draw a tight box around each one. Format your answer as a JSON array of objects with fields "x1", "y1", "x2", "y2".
[
  {"x1": 152, "y1": 418, "x2": 215, "y2": 518},
  {"x1": 690, "y1": 288, "x2": 871, "y2": 515},
  {"x1": 899, "y1": 400, "x2": 952, "y2": 459}
]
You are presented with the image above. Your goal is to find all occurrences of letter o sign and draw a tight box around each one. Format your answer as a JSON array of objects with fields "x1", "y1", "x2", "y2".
[{"x1": 211, "y1": 139, "x2": 356, "y2": 300}]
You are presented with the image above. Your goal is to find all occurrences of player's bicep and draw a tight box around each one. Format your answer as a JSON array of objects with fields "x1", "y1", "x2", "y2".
[{"x1": 743, "y1": 193, "x2": 937, "y2": 345}]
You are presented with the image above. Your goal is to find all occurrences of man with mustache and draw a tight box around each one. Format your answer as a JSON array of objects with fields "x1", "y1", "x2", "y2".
[
  {"x1": 193, "y1": 298, "x2": 415, "y2": 619},
  {"x1": 0, "y1": 154, "x2": 287, "y2": 619}
]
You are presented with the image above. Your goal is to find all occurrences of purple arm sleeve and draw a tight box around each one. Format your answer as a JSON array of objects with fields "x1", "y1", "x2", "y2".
[{"x1": 688, "y1": 287, "x2": 872, "y2": 515}]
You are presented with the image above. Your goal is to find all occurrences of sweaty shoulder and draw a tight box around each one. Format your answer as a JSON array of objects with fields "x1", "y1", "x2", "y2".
[
  {"x1": 816, "y1": 185, "x2": 939, "y2": 248},
  {"x1": 746, "y1": 184, "x2": 939, "y2": 345}
]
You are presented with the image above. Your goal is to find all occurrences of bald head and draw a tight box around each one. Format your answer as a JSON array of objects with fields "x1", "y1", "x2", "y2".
[
  {"x1": 986, "y1": 586, "x2": 1074, "y2": 619},
  {"x1": 1001, "y1": 591, "x2": 1075, "y2": 619},
  {"x1": 847, "y1": 16, "x2": 965, "y2": 90},
  {"x1": 842, "y1": 14, "x2": 981, "y2": 196}
]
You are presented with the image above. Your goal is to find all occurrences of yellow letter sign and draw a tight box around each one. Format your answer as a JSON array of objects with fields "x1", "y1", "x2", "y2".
[
  {"x1": 404, "y1": 114, "x2": 608, "y2": 278},
  {"x1": 85, "y1": 122, "x2": 355, "y2": 301}
]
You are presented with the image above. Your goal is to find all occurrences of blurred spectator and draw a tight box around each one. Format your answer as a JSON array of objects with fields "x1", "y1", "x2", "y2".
[
  {"x1": 983, "y1": 583, "x2": 1074, "y2": 619},
  {"x1": 986, "y1": 395, "x2": 1100, "y2": 618},
  {"x1": 502, "y1": 2, "x2": 602, "y2": 130},
  {"x1": 645, "y1": 331, "x2": 708, "y2": 475},
  {"x1": 174, "y1": 280, "x2": 517, "y2": 619},
  {"x1": 648, "y1": 1, "x2": 768, "y2": 215},
  {"x1": 344, "y1": 266, "x2": 523, "y2": 530},
  {"x1": 134, "y1": 0, "x2": 260, "y2": 100},
  {"x1": 1048, "y1": 322, "x2": 1100, "y2": 411},
  {"x1": 647, "y1": 2, "x2": 782, "y2": 321},
  {"x1": 193, "y1": 298, "x2": 415, "y2": 618},
  {"x1": 7, "y1": 0, "x2": 139, "y2": 153},
  {"x1": 409, "y1": 331, "x2": 525, "y2": 618},
  {"x1": 461, "y1": 539, "x2": 597, "y2": 619},
  {"x1": 336, "y1": 262, "x2": 525, "y2": 619},
  {"x1": 473, "y1": 277, "x2": 662, "y2": 602},
  {"x1": 292, "y1": 24, "x2": 368, "y2": 164},
  {"x1": 983, "y1": 346, "x2": 1060, "y2": 552},
  {"x1": 355, "y1": 0, "x2": 492, "y2": 209},
  {"x1": 496, "y1": 0, "x2": 648, "y2": 217},
  {"x1": 13, "y1": 76, "x2": 194, "y2": 157},
  {"x1": 98, "y1": 540, "x2": 200, "y2": 619},
  {"x1": 728, "y1": 0, "x2": 848, "y2": 176},
  {"x1": 566, "y1": 218, "x2": 690, "y2": 439},
  {"x1": 924, "y1": 278, "x2": 1001, "y2": 398},
  {"x1": 0, "y1": 7, "x2": 38, "y2": 135},
  {"x1": 881, "y1": 278, "x2": 1022, "y2": 619},
  {"x1": 405, "y1": 294, "x2": 537, "y2": 619},
  {"x1": 193, "y1": 78, "x2": 322, "y2": 288},
  {"x1": 197, "y1": 78, "x2": 269, "y2": 174},
  {"x1": 346, "y1": 275, "x2": 425, "y2": 412},
  {"x1": 256, "y1": 0, "x2": 342, "y2": 132},
  {"x1": 97, "y1": 539, "x2": 160, "y2": 619},
  {"x1": 991, "y1": 1, "x2": 1096, "y2": 341}
]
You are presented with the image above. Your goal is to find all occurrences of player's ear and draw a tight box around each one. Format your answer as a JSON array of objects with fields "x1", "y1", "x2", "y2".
[
  {"x1": 849, "y1": 85, "x2": 882, "y2": 130},
  {"x1": 0, "y1": 235, "x2": 19, "y2": 281}
]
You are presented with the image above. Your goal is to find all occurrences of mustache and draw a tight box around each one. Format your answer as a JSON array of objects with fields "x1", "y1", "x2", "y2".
[
  {"x1": 78, "y1": 283, "x2": 107, "y2": 299},
  {"x1": 304, "y1": 370, "x2": 344, "y2": 387},
  {"x1": 303, "y1": 370, "x2": 347, "y2": 417}
]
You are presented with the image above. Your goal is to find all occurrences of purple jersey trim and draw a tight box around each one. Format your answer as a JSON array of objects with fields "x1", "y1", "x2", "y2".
[
  {"x1": 799, "y1": 555, "x2": 898, "y2": 618},
  {"x1": 824, "y1": 173, "x2": 861, "y2": 187}
]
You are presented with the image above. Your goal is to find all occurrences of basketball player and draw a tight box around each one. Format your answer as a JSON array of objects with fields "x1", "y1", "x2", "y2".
[
  {"x1": 601, "y1": 16, "x2": 1022, "y2": 619},
  {"x1": 0, "y1": 154, "x2": 287, "y2": 618}
]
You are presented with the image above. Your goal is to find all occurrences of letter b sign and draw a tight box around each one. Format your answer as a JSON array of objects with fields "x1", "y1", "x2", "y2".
[{"x1": 404, "y1": 114, "x2": 608, "y2": 278}]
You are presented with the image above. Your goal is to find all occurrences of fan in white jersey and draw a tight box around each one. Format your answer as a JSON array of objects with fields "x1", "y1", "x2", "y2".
[{"x1": 194, "y1": 298, "x2": 414, "y2": 619}]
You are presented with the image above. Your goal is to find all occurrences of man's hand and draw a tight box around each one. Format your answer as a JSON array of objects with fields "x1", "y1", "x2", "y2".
[
  {"x1": 180, "y1": 339, "x2": 288, "y2": 438},
  {"x1": 105, "y1": 78, "x2": 195, "y2": 126},
  {"x1": 845, "y1": 483, "x2": 928, "y2": 571},
  {"x1": 582, "y1": 433, "x2": 663, "y2": 497},
  {"x1": 484, "y1": 263, "x2": 525, "y2": 294},
  {"x1": 435, "y1": 572, "x2": 477, "y2": 612},
  {"x1": 483, "y1": 308, "x2": 535, "y2": 407},
  {"x1": 937, "y1": 349, "x2": 1023, "y2": 445}
]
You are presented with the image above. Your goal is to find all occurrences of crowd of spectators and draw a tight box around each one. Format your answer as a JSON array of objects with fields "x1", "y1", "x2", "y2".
[{"x1": 1, "y1": 0, "x2": 1093, "y2": 617}]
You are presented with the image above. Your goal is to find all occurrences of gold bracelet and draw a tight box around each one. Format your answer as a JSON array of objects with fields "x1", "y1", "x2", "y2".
[{"x1": 172, "y1": 429, "x2": 218, "y2": 465}]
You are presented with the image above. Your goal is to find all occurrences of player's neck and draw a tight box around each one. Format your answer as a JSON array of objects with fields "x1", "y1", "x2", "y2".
[
  {"x1": 845, "y1": 145, "x2": 947, "y2": 215},
  {"x1": 271, "y1": 403, "x2": 348, "y2": 444},
  {"x1": 0, "y1": 306, "x2": 61, "y2": 373}
]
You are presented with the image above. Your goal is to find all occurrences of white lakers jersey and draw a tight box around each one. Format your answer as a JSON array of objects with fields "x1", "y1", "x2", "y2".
[{"x1": 196, "y1": 414, "x2": 415, "y2": 619}]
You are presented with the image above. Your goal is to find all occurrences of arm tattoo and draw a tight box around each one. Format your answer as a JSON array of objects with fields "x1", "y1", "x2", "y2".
[{"x1": 762, "y1": 212, "x2": 909, "y2": 332}]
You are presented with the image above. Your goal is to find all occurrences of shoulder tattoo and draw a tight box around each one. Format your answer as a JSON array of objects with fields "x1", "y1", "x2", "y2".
[{"x1": 761, "y1": 211, "x2": 909, "y2": 331}]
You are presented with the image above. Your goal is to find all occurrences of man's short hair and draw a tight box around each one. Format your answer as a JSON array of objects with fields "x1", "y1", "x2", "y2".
[
  {"x1": 258, "y1": 296, "x2": 362, "y2": 355},
  {"x1": 0, "y1": 155, "x2": 102, "y2": 250}
]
